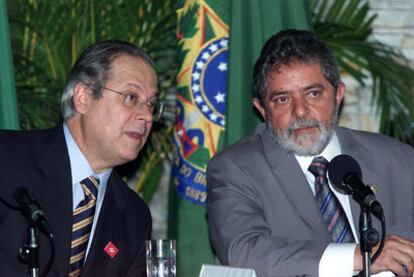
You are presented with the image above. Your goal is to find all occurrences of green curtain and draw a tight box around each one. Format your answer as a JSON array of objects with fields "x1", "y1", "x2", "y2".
[
  {"x1": 226, "y1": 0, "x2": 311, "y2": 145},
  {"x1": 0, "y1": 0, "x2": 19, "y2": 130}
]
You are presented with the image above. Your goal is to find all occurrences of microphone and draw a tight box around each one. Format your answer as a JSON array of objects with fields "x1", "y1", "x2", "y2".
[
  {"x1": 13, "y1": 187, "x2": 53, "y2": 237},
  {"x1": 327, "y1": 154, "x2": 383, "y2": 218}
]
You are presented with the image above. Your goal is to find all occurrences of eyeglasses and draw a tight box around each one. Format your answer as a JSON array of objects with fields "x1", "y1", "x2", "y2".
[{"x1": 102, "y1": 87, "x2": 164, "y2": 121}]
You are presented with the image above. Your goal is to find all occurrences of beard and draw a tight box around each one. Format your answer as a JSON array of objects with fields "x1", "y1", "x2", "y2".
[{"x1": 267, "y1": 106, "x2": 339, "y2": 156}]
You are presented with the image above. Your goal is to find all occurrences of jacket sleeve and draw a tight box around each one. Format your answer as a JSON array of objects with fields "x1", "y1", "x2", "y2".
[{"x1": 206, "y1": 154, "x2": 327, "y2": 277}]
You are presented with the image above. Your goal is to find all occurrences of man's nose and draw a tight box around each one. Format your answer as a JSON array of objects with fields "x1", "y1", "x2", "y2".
[
  {"x1": 134, "y1": 102, "x2": 153, "y2": 122},
  {"x1": 292, "y1": 97, "x2": 309, "y2": 118}
]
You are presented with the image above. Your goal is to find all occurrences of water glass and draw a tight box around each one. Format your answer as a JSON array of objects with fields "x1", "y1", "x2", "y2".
[{"x1": 145, "y1": 239, "x2": 176, "y2": 277}]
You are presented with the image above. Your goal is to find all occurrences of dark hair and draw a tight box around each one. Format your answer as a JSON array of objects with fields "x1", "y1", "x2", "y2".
[
  {"x1": 252, "y1": 29, "x2": 340, "y2": 104},
  {"x1": 61, "y1": 40, "x2": 155, "y2": 119}
]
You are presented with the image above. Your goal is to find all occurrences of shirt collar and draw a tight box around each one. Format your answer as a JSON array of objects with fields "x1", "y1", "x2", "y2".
[{"x1": 295, "y1": 131, "x2": 342, "y2": 174}]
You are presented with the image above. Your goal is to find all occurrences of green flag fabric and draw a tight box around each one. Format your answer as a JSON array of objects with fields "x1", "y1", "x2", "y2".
[
  {"x1": 226, "y1": 0, "x2": 311, "y2": 145},
  {"x1": 171, "y1": 1, "x2": 311, "y2": 276},
  {"x1": 0, "y1": 0, "x2": 19, "y2": 130},
  {"x1": 171, "y1": 1, "x2": 228, "y2": 276}
]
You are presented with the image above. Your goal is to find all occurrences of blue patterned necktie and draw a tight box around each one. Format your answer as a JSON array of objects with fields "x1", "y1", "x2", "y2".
[
  {"x1": 308, "y1": 156, "x2": 355, "y2": 243},
  {"x1": 69, "y1": 176, "x2": 100, "y2": 277}
]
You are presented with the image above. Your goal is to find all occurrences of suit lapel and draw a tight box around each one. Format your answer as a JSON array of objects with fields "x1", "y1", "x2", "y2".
[
  {"x1": 33, "y1": 125, "x2": 73, "y2": 276},
  {"x1": 335, "y1": 127, "x2": 379, "y2": 240},
  {"x1": 261, "y1": 126, "x2": 331, "y2": 239},
  {"x1": 82, "y1": 174, "x2": 125, "y2": 275}
]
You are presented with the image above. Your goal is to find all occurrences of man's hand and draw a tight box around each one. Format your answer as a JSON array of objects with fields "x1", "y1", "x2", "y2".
[{"x1": 354, "y1": 234, "x2": 414, "y2": 276}]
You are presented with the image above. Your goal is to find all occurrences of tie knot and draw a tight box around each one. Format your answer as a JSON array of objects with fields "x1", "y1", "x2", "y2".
[
  {"x1": 80, "y1": 176, "x2": 100, "y2": 199},
  {"x1": 308, "y1": 156, "x2": 329, "y2": 178}
]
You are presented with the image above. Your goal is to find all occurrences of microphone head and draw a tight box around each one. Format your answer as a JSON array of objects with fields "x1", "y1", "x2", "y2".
[{"x1": 327, "y1": 154, "x2": 362, "y2": 194}]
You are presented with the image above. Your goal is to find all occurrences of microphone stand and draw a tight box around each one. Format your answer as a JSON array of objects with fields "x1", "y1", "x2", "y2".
[
  {"x1": 19, "y1": 226, "x2": 40, "y2": 277},
  {"x1": 358, "y1": 206, "x2": 379, "y2": 277},
  {"x1": 2, "y1": 190, "x2": 54, "y2": 277}
]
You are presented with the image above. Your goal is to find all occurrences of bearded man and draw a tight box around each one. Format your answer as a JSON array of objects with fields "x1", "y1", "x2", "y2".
[{"x1": 206, "y1": 29, "x2": 414, "y2": 277}]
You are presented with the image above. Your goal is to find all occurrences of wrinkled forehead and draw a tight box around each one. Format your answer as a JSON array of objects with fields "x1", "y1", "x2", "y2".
[
  {"x1": 105, "y1": 55, "x2": 158, "y2": 96},
  {"x1": 106, "y1": 55, "x2": 157, "y2": 83}
]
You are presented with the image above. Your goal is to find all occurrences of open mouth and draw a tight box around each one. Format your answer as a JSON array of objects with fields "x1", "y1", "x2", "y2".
[{"x1": 126, "y1": 131, "x2": 144, "y2": 141}]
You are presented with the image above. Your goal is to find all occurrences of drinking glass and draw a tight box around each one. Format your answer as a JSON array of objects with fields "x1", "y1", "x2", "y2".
[{"x1": 145, "y1": 240, "x2": 176, "y2": 277}]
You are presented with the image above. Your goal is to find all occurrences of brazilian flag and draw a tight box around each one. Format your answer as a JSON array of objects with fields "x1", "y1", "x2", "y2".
[
  {"x1": 170, "y1": 1, "x2": 228, "y2": 275},
  {"x1": 170, "y1": 1, "x2": 311, "y2": 276}
]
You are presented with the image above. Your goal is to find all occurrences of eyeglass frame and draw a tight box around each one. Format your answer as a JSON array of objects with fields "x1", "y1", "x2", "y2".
[{"x1": 100, "y1": 86, "x2": 164, "y2": 121}]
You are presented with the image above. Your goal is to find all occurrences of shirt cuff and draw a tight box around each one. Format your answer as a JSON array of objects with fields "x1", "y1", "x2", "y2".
[
  {"x1": 319, "y1": 243, "x2": 356, "y2": 277},
  {"x1": 319, "y1": 243, "x2": 395, "y2": 277}
]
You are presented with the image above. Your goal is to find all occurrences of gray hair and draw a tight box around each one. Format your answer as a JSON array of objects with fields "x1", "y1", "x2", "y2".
[{"x1": 61, "y1": 40, "x2": 155, "y2": 119}]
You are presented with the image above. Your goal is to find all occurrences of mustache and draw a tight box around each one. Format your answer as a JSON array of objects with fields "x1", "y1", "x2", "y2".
[{"x1": 287, "y1": 119, "x2": 321, "y2": 134}]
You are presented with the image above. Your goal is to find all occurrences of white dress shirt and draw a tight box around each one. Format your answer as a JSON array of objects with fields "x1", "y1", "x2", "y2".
[
  {"x1": 63, "y1": 123, "x2": 112, "y2": 257},
  {"x1": 295, "y1": 132, "x2": 392, "y2": 277}
]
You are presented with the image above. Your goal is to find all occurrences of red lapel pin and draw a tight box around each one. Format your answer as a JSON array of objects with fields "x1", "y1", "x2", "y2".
[{"x1": 104, "y1": 241, "x2": 119, "y2": 258}]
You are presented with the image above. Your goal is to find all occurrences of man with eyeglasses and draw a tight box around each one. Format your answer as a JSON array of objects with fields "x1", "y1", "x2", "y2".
[{"x1": 0, "y1": 40, "x2": 162, "y2": 276}]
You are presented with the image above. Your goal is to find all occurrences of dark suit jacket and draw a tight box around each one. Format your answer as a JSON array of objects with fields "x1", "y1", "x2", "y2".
[
  {"x1": 0, "y1": 125, "x2": 151, "y2": 276},
  {"x1": 207, "y1": 123, "x2": 414, "y2": 277}
]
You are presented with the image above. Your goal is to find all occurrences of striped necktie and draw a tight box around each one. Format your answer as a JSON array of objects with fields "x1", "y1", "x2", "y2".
[
  {"x1": 308, "y1": 156, "x2": 355, "y2": 243},
  {"x1": 69, "y1": 176, "x2": 100, "y2": 277}
]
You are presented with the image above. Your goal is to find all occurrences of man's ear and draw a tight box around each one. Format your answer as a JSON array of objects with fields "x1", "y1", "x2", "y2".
[
  {"x1": 72, "y1": 82, "x2": 92, "y2": 114},
  {"x1": 336, "y1": 82, "x2": 346, "y2": 105},
  {"x1": 253, "y1": 98, "x2": 266, "y2": 120}
]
